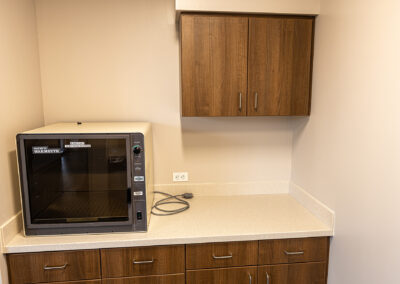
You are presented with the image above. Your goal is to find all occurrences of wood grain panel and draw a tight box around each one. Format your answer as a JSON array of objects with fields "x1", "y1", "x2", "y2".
[
  {"x1": 181, "y1": 14, "x2": 248, "y2": 116},
  {"x1": 102, "y1": 274, "x2": 185, "y2": 284},
  {"x1": 7, "y1": 250, "x2": 101, "y2": 284},
  {"x1": 258, "y1": 262, "x2": 327, "y2": 284},
  {"x1": 187, "y1": 266, "x2": 257, "y2": 284},
  {"x1": 39, "y1": 281, "x2": 101, "y2": 284},
  {"x1": 101, "y1": 245, "x2": 185, "y2": 278},
  {"x1": 259, "y1": 237, "x2": 329, "y2": 265},
  {"x1": 186, "y1": 241, "x2": 258, "y2": 269},
  {"x1": 248, "y1": 16, "x2": 314, "y2": 116}
]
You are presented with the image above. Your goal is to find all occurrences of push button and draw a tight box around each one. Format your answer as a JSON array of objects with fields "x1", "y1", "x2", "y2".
[{"x1": 136, "y1": 211, "x2": 143, "y2": 220}]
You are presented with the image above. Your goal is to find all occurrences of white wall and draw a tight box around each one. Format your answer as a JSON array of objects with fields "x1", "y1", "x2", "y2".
[
  {"x1": 291, "y1": 0, "x2": 400, "y2": 283},
  {"x1": 35, "y1": 0, "x2": 294, "y2": 187},
  {"x1": 176, "y1": 0, "x2": 320, "y2": 15},
  {"x1": 0, "y1": 0, "x2": 44, "y2": 282}
]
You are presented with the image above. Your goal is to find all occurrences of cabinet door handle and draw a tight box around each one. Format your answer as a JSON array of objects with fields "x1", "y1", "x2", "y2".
[
  {"x1": 133, "y1": 258, "x2": 155, "y2": 264},
  {"x1": 212, "y1": 253, "x2": 233, "y2": 259},
  {"x1": 266, "y1": 271, "x2": 270, "y2": 284},
  {"x1": 284, "y1": 250, "x2": 304, "y2": 256},
  {"x1": 44, "y1": 264, "x2": 68, "y2": 270},
  {"x1": 254, "y1": 92, "x2": 258, "y2": 111},
  {"x1": 248, "y1": 273, "x2": 252, "y2": 284},
  {"x1": 239, "y1": 92, "x2": 242, "y2": 111}
]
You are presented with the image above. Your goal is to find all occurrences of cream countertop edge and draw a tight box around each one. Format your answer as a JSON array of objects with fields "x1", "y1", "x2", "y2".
[{"x1": 4, "y1": 194, "x2": 334, "y2": 254}]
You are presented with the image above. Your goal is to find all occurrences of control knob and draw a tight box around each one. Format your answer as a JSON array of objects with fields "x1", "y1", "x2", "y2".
[{"x1": 133, "y1": 145, "x2": 142, "y2": 154}]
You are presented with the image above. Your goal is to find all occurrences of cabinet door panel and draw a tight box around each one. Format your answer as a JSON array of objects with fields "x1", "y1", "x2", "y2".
[
  {"x1": 181, "y1": 14, "x2": 248, "y2": 116},
  {"x1": 248, "y1": 16, "x2": 314, "y2": 116},
  {"x1": 258, "y1": 263, "x2": 326, "y2": 284},
  {"x1": 187, "y1": 266, "x2": 257, "y2": 284}
]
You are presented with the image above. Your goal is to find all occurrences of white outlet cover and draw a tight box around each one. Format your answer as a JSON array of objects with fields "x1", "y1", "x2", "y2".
[{"x1": 173, "y1": 172, "x2": 189, "y2": 182}]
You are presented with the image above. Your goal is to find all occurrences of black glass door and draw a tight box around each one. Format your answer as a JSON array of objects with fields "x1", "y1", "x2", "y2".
[{"x1": 23, "y1": 136, "x2": 130, "y2": 224}]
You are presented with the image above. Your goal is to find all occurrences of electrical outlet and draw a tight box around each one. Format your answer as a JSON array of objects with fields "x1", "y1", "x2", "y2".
[{"x1": 173, "y1": 172, "x2": 189, "y2": 182}]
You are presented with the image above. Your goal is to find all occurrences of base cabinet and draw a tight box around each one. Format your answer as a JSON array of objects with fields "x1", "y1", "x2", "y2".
[
  {"x1": 7, "y1": 237, "x2": 329, "y2": 284},
  {"x1": 187, "y1": 267, "x2": 257, "y2": 284},
  {"x1": 258, "y1": 262, "x2": 327, "y2": 284}
]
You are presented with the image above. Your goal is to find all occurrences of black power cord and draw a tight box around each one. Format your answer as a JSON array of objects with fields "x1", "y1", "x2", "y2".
[{"x1": 151, "y1": 191, "x2": 193, "y2": 216}]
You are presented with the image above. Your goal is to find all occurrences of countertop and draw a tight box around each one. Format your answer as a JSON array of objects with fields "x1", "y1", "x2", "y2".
[{"x1": 5, "y1": 194, "x2": 333, "y2": 253}]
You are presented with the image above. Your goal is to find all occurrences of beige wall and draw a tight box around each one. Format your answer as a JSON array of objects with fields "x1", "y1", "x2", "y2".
[
  {"x1": 0, "y1": 0, "x2": 44, "y2": 282},
  {"x1": 291, "y1": 0, "x2": 400, "y2": 283},
  {"x1": 35, "y1": 0, "x2": 294, "y2": 186},
  {"x1": 176, "y1": 0, "x2": 320, "y2": 15}
]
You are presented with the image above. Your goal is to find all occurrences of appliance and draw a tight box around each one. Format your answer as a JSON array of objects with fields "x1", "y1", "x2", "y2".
[{"x1": 16, "y1": 122, "x2": 153, "y2": 235}]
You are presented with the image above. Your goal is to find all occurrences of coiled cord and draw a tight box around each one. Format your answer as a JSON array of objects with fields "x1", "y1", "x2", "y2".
[{"x1": 151, "y1": 191, "x2": 193, "y2": 216}]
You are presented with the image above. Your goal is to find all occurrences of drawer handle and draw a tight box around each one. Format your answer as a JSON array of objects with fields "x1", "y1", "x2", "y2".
[
  {"x1": 44, "y1": 264, "x2": 68, "y2": 270},
  {"x1": 239, "y1": 92, "x2": 242, "y2": 111},
  {"x1": 266, "y1": 271, "x2": 271, "y2": 284},
  {"x1": 284, "y1": 250, "x2": 304, "y2": 256},
  {"x1": 133, "y1": 258, "x2": 155, "y2": 264},
  {"x1": 248, "y1": 273, "x2": 252, "y2": 284},
  {"x1": 212, "y1": 253, "x2": 233, "y2": 259}
]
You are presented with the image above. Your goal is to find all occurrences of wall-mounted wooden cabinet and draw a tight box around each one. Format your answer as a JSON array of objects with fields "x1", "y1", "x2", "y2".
[{"x1": 181, "y1": 13, "x2": 315, "y2": 117}]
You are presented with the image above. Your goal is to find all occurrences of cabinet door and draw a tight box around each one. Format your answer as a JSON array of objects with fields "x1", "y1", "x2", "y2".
[
  {"x1": 258, "y1": 262, "x2": 327, "y2": 284},
  {"x1": 181, "y1": 14, "x2": 248, "y2": 116},
  {"x1": 248, "y1": 16, "x2": 314, "y2": 116},
  {"x1": 187, "y1": 266, "x2": 257, "y2": 284}
]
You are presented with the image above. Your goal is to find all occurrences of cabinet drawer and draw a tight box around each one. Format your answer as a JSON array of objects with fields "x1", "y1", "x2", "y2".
[
  {"x1": 186, "y1": 241, "x2": 258, "y2": 269},
  {"x1": 259, "y1": 237, "x2": 329, "y2": 265},
  {"x1": 101, "y1": 245, "x2": 185, "y2": 277},
  {"x1": 102, "y1": 274, "x2": 185, "y2": 284},
  {"x1": 7, "y1": 250, "x2": 101, "y2": 284},
  {"x1": 187, "y1": 266, "x2": 257, "y2": 284},
  {"x1": 258, "y1": 262, "x2": 327, "y2": 284}
]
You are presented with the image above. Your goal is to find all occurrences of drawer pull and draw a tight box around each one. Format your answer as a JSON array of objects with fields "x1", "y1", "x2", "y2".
[
  {"x1": 284, "y1": 250, "x2": 304, "y2": 256},
  {"x1": 248, "y1": 273, "x2": 252, "y2": 284},
  {"x1": 133, "y1": 258, "x2": 155, "y2": 264},
  {"x1": 44, "y1": 264, "x2": 68, "y2": 270},
  {"x1": 212, "y1": 253, "x2": 233, "y2": 259},
  {"x1": 266, "y1": 271, "x2": 271, "y2": 284}
]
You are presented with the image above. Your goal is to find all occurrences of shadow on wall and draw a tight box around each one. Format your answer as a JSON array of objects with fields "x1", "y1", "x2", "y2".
[
  {"x1": 290, "y1": 116, "x2": 310, "y2": 139},
  {"x1": 7, "y1": 150, "x2": 22, "y2": 215}
]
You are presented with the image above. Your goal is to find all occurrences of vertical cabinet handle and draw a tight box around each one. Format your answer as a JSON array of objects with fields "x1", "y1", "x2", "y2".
[
  {"x1": 266, "y1": 271, "x2": 271, "y2": 284},
  {"x1": 239, "y1": 92, "x2": 242, "y2": 111},
  {"x1": 248, "y1": 273, "x2": 252, "y2": 284},
  {"x1": 254, "y1": 92, "x2": 258, "y2": 111}
]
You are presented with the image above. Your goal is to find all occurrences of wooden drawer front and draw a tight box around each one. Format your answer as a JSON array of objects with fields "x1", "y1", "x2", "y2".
[
  {"x1": 7, "y1": 250, "x2": 101, "y2": 284},
  {"x1": 187, "y1": 266, "x2": 257, "y2": 284},
  {"x1": 42, "y1": 281, "x2": 101, "y2": 284},
  {"x1": 258, "y1": 262, "x2": 327, "y2": 284},
  {"x1": 186, "y1": 241, "x2": 258, "y2": 269},
  {"x1": 259, "y1": 237, "x2": 329, "y2": 265},
  {"x1": 101, "y1": 245, "x2": 185, "y2": 277},
  {"x1": 101, "y1": 274, "x2": 185, "y2": 284}
]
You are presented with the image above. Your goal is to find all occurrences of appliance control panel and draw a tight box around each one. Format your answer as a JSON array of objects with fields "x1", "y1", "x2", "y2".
[{"x1": 131, "y1": 133, "x2": 147, "y2": 231}]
